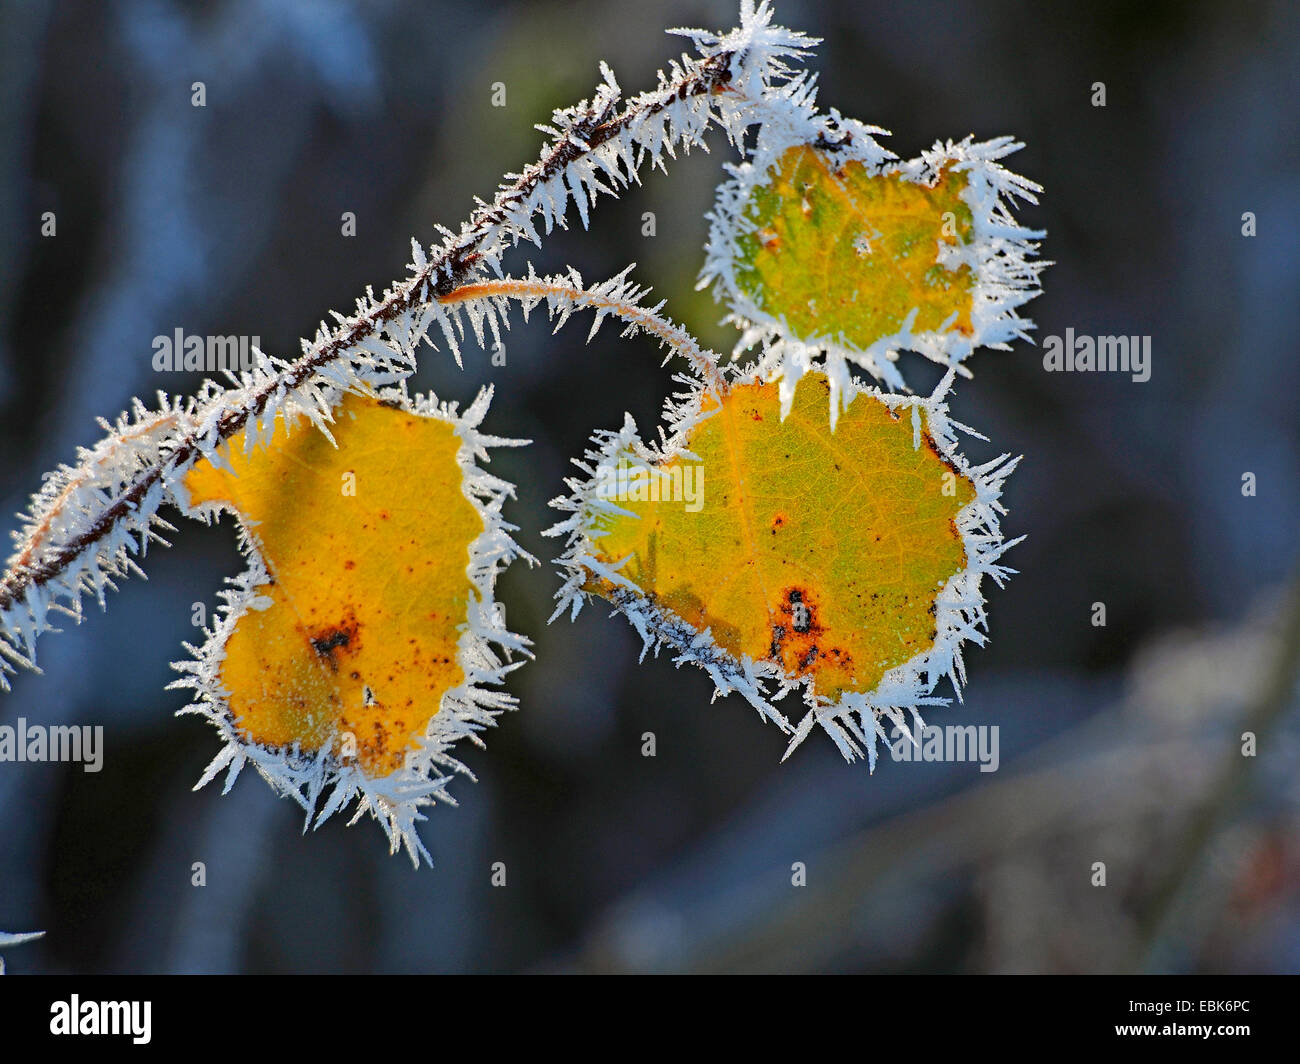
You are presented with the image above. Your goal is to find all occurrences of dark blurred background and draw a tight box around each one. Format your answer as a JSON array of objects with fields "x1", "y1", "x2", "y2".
[{"x1": 1, "y1": 0, "x2": 1298, "y2": 973}]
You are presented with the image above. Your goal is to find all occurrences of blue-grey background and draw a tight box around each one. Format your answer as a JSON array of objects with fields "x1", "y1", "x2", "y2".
[{"x1": 1, "y1": 0, "x2": 1297, "y2": 973}]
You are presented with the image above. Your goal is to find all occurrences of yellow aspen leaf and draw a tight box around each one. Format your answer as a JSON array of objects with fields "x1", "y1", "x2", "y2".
[
  {"x1": 549, "y1": 370, "x2": 1021, "y2": 766},
  {"x1": 174, "y1": 387, "x2": 529, "y2": 865},
  {"x1": 586, "y1": 373, "x2": 974, "y2": 701},
  {"x1": 734, "y1": 144, "x2": 976, "y2": 350},
  {"x1": 183, "y1": 392, "x2": 478, "y2": 776},
  {"x1": 701, "y1": 130, "x2": 1045, "y2": 400}
]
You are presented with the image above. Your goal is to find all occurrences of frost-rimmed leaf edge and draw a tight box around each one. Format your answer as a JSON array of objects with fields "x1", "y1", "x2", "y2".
[
  {"x1": 545, "y1": 367, "x2": 1023, "y2": 769},
  {"x1": 699, "y1": 100, "x2": 1047, "y2": 417},
  {"x1": 169, "y1": 383, "x2": 532, "y2": 867}
]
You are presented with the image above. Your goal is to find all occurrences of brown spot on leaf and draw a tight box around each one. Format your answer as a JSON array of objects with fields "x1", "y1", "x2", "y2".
[
  {"x1": 769, "y1": 624, "x2": 786, "y2": 658},
  {"x1": 768, "y1": 586, "x2": 828, "y2": 679},
  {"x1": 308, "y1": 612, "x2": 361, "y2": 672}
]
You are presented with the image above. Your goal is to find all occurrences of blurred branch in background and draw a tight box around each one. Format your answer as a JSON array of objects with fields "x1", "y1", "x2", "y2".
[
  {"x1": 560, "y1": 582, "x2": 1300, "y2": 973},
  {"x1": 1137, "y1": 565, "x2": 1300, "y2": 971}
]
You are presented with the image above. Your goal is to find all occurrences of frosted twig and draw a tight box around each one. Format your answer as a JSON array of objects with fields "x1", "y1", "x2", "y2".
[
  {"x1": 8, "y1": 410, "x2": 184, "y2": 577},
  {"x1": 443, "y1": 269, "x2": 729, "y2": 393}
]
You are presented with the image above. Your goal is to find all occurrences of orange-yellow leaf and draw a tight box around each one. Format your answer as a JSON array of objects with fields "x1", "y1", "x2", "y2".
[
  {"x1": 586, "y1": 374, "x2": 975, "y2": 700},
  {"x1": 734, "y1": 144, "x2": 975, "y2": 349},
  {"x1": 184, "y1": 393, "x2": 481, "y2": 777}
]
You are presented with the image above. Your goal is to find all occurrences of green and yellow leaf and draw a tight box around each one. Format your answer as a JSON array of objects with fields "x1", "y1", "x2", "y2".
[
  {"x1": 587, "y1": 374, "x2": 974, "y2": 701},
  {"x1": 733, "y1": 144, "x2": 976, "y2": 351},
  {"x1": 701, "y1": 132, "x2": 1045, "y2": 398},
  {"x1": 549, "y1": 370, "x2": 1020, "y2": 765}
]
